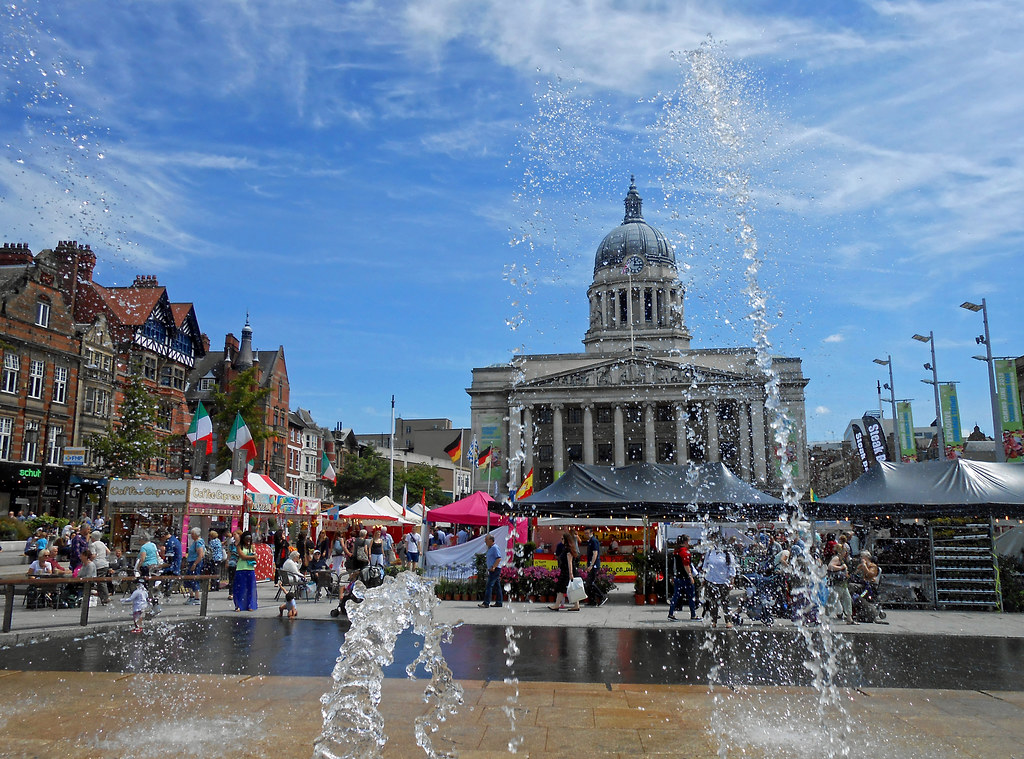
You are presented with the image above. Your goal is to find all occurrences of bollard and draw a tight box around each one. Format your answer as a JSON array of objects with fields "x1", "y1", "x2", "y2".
[
  {"x1": 3, "y1": 585, "x2": 13, "y2": 633},
  {"x1": 199, "y1": 577, "x2": 210, "y2": 617}
]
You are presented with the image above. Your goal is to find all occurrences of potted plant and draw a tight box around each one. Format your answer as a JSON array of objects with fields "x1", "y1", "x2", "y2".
[{"x1": 630, "y1": 550, "x2": 648, "y2": 605}]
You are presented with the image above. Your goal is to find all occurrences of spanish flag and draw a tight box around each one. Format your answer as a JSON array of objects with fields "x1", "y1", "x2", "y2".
[
  {"x1": 515, "y1": 468, "x2": 534, "y2": 500},
  {"x1": 444, "y1": 434, "x2": 462, "y2": 463},
  {"x1": 477, "y1": 446, "x2": 493, "y2": 468}
]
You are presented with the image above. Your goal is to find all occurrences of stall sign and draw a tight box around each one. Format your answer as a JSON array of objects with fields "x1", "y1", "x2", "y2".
[
  {"x1": 247, "y1": 492, "x2": 321, "y2": 515},
  {"x1": 187, "y1": 481, "x2": 243, "y2": 507},
  {"x1": 107, "y1": 479, "x2": 187, "y2": 503},
  {"x1": 188, "y1": 504, "x2": 241, "y2": 517}
]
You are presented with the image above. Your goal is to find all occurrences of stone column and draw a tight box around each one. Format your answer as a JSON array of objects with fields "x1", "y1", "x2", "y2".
[
  {"x1": 523, "y1": 405, "x2": 534, "y2": 472},
  {"x1": 706, "y1": 400, "x2": 720, "y2": 463},
  {"x1": 552, "y1": 403, "x2": 564, "y2": 477},
  {"x1": 739, "y1": 402, "x2": 752, "y2": 480},
  {"x1": 674, "y1": 402, "x2": 689, "y2": 463},
  {"x1": 582, "y1": 404, "x2": 595, "y2": 465},
  {"x1": 613, "y1": 405, "x2": 625, "y2": 467},
  {"x1": 508, "y1": 406, "x2": 522, "y2": 485},
  {"x1": 751, "y1": 400, "x2": 767, "y2": 484},
  {"x1": 644, "y1": 403, "x2": 656, "y2": 462}
]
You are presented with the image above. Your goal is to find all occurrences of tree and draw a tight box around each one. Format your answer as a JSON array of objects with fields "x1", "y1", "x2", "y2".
[
  {"x1": 396, "y1": 463, "x2": 445, "y2": 507},
  {"x1": 210, "y1": 366, "x2": 271, "y2": 472},
  {"x1": 89, "y1": 374, "x2": 162, "y2": 478},
  {"x1": 332, "y1": 445, "x2": 388, "y2": 502}
]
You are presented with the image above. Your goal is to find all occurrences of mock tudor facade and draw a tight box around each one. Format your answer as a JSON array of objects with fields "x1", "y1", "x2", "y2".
[{"x1": 468, "y1": 178, "x2": 810, "y2": 496}]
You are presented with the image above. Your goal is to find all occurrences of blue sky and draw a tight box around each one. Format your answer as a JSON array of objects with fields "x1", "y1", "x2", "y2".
[{"x1": 1, "y1": 1, "x2": 1022, "y2": 443}]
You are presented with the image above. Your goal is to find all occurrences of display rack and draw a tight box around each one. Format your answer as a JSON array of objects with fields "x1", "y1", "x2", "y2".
[{"x1": 929, "y1": 521, "x2": 1002, "y2": 611}]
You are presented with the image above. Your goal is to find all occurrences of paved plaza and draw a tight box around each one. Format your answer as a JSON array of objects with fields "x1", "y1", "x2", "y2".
[{"x1": 0, "y1": 582, "x2": 1022, "y2": 758}]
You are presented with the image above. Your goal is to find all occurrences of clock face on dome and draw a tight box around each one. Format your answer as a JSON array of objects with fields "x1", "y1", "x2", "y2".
[{"x1": 624, "y1": 254, "x2": 645, "y2": 275}]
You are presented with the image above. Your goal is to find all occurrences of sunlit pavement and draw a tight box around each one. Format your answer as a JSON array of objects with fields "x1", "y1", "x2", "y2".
[
  {"x1": 1, "y1": 582, "x2": 1023, "y2": 758},
  {"x1": 2, "y1": 581, "x2": 1022, "y2": 642}
]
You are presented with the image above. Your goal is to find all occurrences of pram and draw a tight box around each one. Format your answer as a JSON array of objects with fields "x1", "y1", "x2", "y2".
[
  {"x1": 737, "y1": 571, "x2": 785, "y2": 626},
  {"x1": 329, "y1": 564, "x2": 385, "y2": 620},
  {"x1": 850, "y1": 574, "x2": 886, "y2": 623},
  {"x1": 311, "y1": 569, "x2": 342, "y2": 602}
]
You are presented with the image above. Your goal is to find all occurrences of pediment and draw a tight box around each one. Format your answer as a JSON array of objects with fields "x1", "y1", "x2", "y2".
[{"x1": 521, "y1": 357, "x2": 752, "y2": 390}]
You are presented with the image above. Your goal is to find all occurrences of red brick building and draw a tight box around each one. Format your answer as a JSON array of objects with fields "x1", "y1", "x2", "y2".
[
  {"x1": 186, "y1": 318, "x2": 290, "y2": 483},
  {"x1": 0, "y1": 242, "x2": 84, "y2": 516}
]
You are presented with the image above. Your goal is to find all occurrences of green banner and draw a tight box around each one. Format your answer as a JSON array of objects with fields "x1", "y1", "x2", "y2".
[
  {"x1": 774, "y1": 430, "x2": 800, "y2": 480},
  {"x1": 994, "y1": 359, "x2": 1024, "y2": 462},
  {"x1": 896, "y1": 401, "x2": 917, "y2": 462},
  {"x1": 939, "y1": 383, "x2": 964, "y2": 459}
]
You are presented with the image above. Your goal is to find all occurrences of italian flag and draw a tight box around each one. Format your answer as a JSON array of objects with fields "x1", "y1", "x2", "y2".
[
  {"x1": 186, "y1": 401, "x2": 213, "y2": 455},
  {"x1": 226, "y1": 412, "x2": 258, "y2": 462},
  {"x1": 321, "y1": 451, "x2": 336, "y2": 484}
]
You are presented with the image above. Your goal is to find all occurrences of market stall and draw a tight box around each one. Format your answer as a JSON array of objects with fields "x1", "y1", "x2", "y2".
[{"x1": 105, "y1": 478, "x2": 244, "y2": 553}]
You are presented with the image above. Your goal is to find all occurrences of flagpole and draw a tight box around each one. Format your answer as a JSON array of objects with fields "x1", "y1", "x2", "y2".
[
  {"x1": 389, "y1": 394, "x2": 395, "y2": 500},
  {"x1": 458, "y1": 429, "x2": 464, "y2": 499}
]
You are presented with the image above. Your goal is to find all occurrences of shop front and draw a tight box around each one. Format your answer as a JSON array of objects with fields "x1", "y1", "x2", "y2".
[
  {"x1": 532, "y1": 519, "x2": 656, "y2": 581},
  {"x1": 0, "y1": 461, "x2": 70, "y2": 518}
]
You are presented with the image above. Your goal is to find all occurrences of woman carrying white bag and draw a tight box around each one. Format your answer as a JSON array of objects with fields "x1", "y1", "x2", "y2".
[{"x1": 549, "y1": 531, "x2": 585, "y2": 611}]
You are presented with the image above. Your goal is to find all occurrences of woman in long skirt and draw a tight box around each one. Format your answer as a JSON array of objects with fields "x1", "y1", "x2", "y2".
[{"x1": 233, "y1": 530, "x2": 258, "y2": 611}]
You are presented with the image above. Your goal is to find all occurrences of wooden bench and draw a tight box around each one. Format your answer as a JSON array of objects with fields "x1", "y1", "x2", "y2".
[{"x1": 0, "y1": 574, "x2": 220, "y2": 633}]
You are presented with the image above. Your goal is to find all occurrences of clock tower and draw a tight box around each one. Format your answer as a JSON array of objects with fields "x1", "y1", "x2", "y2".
[{"x1": 583, "y1": 177, "x2": 692, "y2": 354}]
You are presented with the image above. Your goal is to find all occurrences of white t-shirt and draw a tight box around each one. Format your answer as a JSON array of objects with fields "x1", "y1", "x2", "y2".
[
  {"x1": 91, "y1": 540, "x2": 109, "y2": 570},
  {"x1": 406, "y1": 533, "x2": 420, "y2": 553},
  {"x1": 28, "y1": 559, "x2": 51, "y2": 575}
]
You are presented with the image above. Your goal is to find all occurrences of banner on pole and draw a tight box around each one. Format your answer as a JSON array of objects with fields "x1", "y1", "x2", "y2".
[
  {"x1": 862, "y1": 416, "x2": 889, "y2": 463},
  {"x1": 994, "y1": 358, "x2": 1024, "y2": 462},
  {"x1": 851, "y1": 423, "x2": 871, "y2": 472},
  {"x1": 896, "y1": 401, "x2": 918, "y2": 462},
  {"x1": 939, "y1": 383, "x2": 964, "y2": 459}
]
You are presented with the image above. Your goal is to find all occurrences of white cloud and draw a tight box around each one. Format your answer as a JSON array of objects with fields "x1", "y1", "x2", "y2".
[
  {"x1": 815, "y1": 406, "x2": 831, "y2": 415},
  {"x1": 823, "y1": 334, "x2": 844, "y2": 344}
]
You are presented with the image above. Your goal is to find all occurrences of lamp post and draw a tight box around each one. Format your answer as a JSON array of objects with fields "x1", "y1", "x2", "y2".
[
  {"x1": 960, "y1": 299, "x2": 1004, "y2": 463},
  {"x1": 873, "y1": 355, "x2": 898, "y2": 450},
  {"x1": 912, "y1": 332, "x2": 945, "y2": 457}
]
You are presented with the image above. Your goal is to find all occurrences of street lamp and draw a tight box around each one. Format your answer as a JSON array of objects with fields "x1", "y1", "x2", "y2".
[
  {"x1": 960, "y1": 299, "x2": 1004, "y2": 463},
  {"x1": 873, "y1": 356, "x2": 898, "y2": 454},
  {"x1": 912, "y1": 332, "x2": 945, "y2": 457}
]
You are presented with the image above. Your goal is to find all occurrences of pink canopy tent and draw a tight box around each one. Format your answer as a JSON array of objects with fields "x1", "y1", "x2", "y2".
[{"x1": 426, "y1": 491, "x2": 509, "y2": 527}]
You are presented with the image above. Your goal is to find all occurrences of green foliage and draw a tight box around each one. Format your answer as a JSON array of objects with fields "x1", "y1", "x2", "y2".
[
  {"x1": 26, "y1": 515, "x2": 69, "y2": 533},
  {"x1": 88, "y1": 374, "x2": 161, "y2": 478},
  {"x1": 395, "y1": 464, "x2": 444, "y2": 508},
  {"x1": 998, "y1": 555, "x2": 1024, "y2": 612},
  {"x1": 332, "y1": 445, "x2": 389, "y2": 502},
  {"x1": 0, "y1": 517, "x2": 30, "y2": 541},
  {"x1": 211, "y1": 366, "x2": 271, "y2": 471}
]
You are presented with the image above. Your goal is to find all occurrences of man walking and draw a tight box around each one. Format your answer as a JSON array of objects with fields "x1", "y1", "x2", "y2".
[
  {"x1": 583, "y1": 527, "x2": 607, "y2": 607},
  {"x1": 478, "y1": 534, "x2": 503, "y2": 608},
  {"x1": 668, "y1": 534, "x2": 700, "y2": 622}
]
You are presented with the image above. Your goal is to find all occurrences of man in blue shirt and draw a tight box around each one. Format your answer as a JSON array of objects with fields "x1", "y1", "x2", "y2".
[
  {"x1": 159, "y1": 529, "x2": 183, "y2": 576},
  {"x1": 478, "y1": 533, "x2": 503, "y2": 608},
  {"x1": 583, "y1": 527, "x2": 607, "y2": 607}
]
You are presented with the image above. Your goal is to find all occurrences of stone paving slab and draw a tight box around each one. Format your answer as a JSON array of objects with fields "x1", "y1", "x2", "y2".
[{"x1": 0, "y1": 671, "x2": 1020, "y2": 758}]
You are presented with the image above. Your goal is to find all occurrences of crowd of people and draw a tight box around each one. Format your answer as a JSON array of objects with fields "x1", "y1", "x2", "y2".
[{"x1": 662, "y1": 528, "x2": 883, "y2": 627}]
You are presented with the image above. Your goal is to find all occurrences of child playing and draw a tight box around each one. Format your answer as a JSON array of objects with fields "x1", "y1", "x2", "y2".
[
  {"x1": 122, "y1": 578, "x2": 150, "y2": 633},
  {"x1": 278, "y1": 589, "x2": 298, "y2": 619}
]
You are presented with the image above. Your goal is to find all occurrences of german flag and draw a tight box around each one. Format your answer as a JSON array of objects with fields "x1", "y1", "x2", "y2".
[
  {"x1": 477, "y1": 446, "x2": 493, "y2": 468},
  {"x1": 444, "y1": 434, "x2": 462, "y2": 463},
  {"x1": 515, "y1": 468, "x2": 534, "y2": 500}
]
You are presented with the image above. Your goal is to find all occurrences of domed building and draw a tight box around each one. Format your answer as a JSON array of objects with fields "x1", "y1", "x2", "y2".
[{"x1": 468, "y1": 178, "x2": 809, "y2": 496}]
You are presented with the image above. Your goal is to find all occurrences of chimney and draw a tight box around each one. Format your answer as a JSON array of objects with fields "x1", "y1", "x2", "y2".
[
  {"x1": 224, "y1": 332, "x2": 239, "y2": 362},
  {"x1": 0, "y1": 242, "x2": 33, "y2": 266},
  {"x1": 200, "y1": 333, "x2": 211, "y2": 354},
  {"x1": 132, "y1": 274, "x2": 160, "y2": 288}
]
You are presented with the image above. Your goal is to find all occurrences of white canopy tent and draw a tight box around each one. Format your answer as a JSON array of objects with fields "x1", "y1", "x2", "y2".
[
  {"x1": 335, "y1": 496, "x2": 398, "y2": 522},
  {"x1": 374, "y1": 495, "x2": 421, "y2": 525}
]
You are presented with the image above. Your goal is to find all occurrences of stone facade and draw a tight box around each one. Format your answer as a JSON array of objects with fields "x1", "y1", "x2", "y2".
[{"x1": 468, "y1": 179, "x2": 810, "y2": 496}]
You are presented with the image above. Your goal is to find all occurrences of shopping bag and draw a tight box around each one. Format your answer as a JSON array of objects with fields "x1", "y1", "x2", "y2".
[{"x1": 566, "y1": 576, "x2": 588, "y2": 604}]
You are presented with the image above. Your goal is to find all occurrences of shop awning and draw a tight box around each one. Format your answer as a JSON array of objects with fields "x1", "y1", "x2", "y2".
[
  {"x1": 518, "y1": 462, "x2": 783, "y2": 519},
  {"x1": 816, "y1": 459, "x2": 1024, "y2": 517}
]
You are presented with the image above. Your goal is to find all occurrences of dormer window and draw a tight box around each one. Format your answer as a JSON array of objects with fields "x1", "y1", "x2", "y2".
[{"x1": 35, "y1": 301, "x2": 50, "y2": 328}]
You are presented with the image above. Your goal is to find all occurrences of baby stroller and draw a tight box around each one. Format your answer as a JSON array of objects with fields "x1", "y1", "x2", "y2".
[
  {"x1": 329, "y1": 564, "x2": 385, "y2": 620},
  {"x1": 850, "y1": 574, "x2": 886, "y2": 623},
  {"x1": 312, "y1": 569, "x2": 342, "y2": 602},
  {"x1": 737, "y1": 571, "x2": 782, "y2": 626}
]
